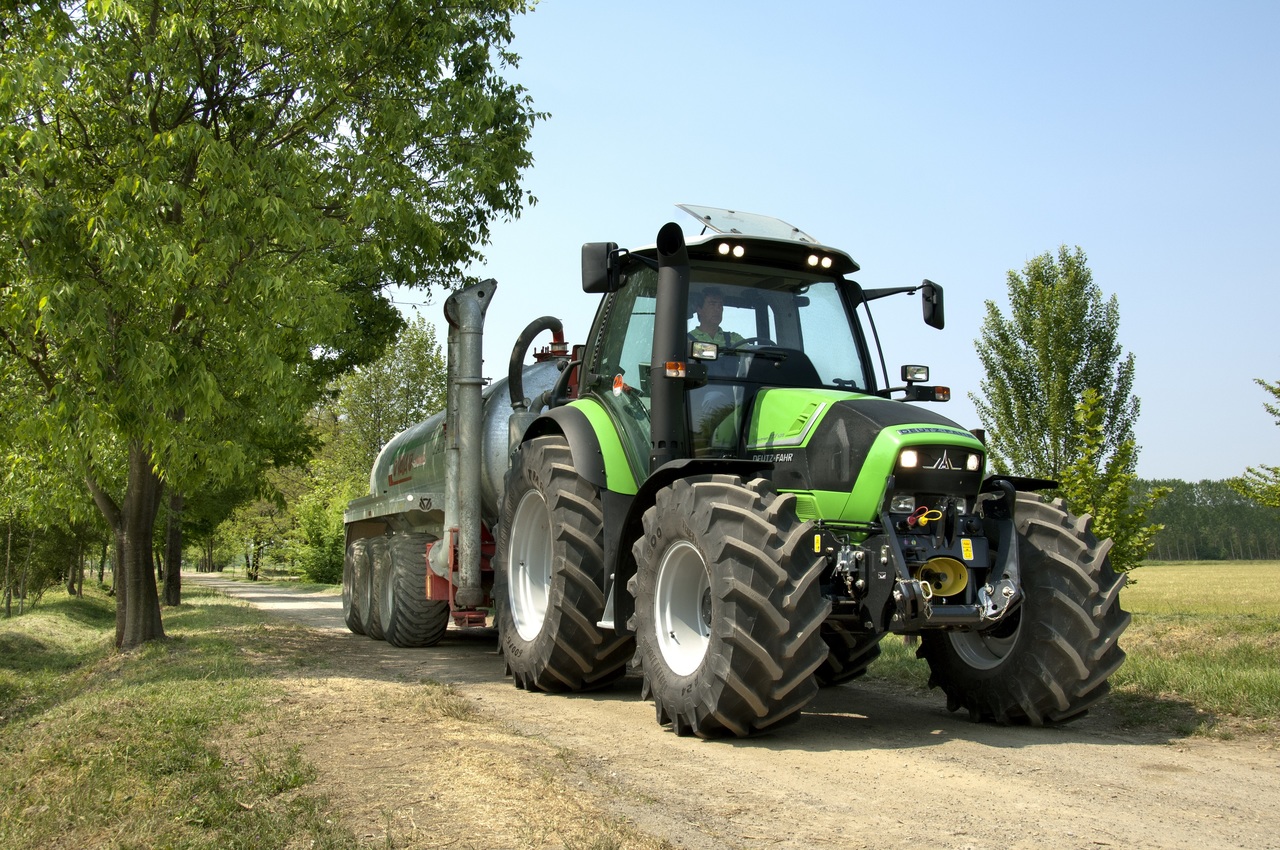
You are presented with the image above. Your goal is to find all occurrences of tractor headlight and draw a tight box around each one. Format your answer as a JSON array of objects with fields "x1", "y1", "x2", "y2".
[
  {"x1": 899, "y1": 449, "x2": 919, "y2": 469},
  {"x1": 890, "y1": 493, "x2": 916, "y2": 513}
]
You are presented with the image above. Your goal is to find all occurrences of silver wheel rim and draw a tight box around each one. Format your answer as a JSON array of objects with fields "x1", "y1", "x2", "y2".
[
  {"x1": 509, "y1": 489, "x2": 553, "y2": 642},
  {"x1": 654, "y1": 540, "x2": 712, "y2": 677},
  {"x1": 948, "y1": 613, "x2": 1022, "y2": 671}
]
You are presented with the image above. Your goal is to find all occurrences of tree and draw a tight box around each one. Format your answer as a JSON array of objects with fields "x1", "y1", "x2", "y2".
[
  {"x1": 972, "y1": 246, "x2": 1138, "y2": 478},
  {"x1": 326, "y1": 315, "x2": 449, "y2": 485},
  {"x1": 0, "y1": 1, "x2": 539, "y2": 647},
  {"x1": 1057, "y1": 390, "x2": 1166, "y2": 572},
  {"x1": 1230, "y1": 379, "x2": 1280, "y2": 508},
  {"x1": 972, "y1": 247, "x2": 1159, "y2": 568},
  {"x1": 293, "y1": 315, "x2": 448, "y2": 583}
]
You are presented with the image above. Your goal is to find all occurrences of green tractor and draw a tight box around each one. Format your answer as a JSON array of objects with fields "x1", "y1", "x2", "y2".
[{"x1": 493, "y1": 205, "x2": 1128, "y2": 738}]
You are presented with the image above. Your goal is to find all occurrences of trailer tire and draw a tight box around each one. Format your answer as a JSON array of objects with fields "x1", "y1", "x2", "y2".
[
  {"x1": 494, "y1": 436, "x2": 634, "y2": 691},
  {"x1": 362, "y1": 535, "x2": 390, "y2": 641},
  {"x1": 381, "y1": 532, "x2": 450, "y2": 648},
  {"x1": 343, "y1": 538, "x2": 369, "y2": 636},
  {"x1": 630, "y1": 475, "x2": 830, "y2": 738},
  {"x1": 814, "y1": 622, "x2": 882, "y2": 687},
  {"x1": 917, "y1": 494, "x2": 1130, "y2": 725}
]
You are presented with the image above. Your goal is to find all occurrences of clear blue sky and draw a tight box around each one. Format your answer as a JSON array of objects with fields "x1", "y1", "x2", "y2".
[{"x1": 395, "y1": 0, "x2": 1280, "y2": 482}]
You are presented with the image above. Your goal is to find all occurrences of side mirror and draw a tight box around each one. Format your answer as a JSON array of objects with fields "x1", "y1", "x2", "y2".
[
  {"x1": 582, "y1": 242, "x2": 620, "y2": 293},
  {"x1": 921, "y1": 279, "x2": 944, "y2": 329}
]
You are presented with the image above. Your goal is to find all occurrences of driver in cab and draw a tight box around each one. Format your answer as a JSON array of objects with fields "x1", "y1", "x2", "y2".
[
  {"x1": 687, "y1": 286, "x2": 742, "y2": 453},
  {"x1": 688, "y1": 286, "x2": 744, "y2": 350}
]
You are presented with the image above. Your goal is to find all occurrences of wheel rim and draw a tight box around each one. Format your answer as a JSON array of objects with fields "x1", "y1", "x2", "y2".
[
  {"x1": 654, "y1": 540, "x2": 712, "y2": 677},
  {"x1": 509, "y1": 488, "x2": 553, "y2": 642},
  {"x1": 947, "y1": 610, "x2": 1022, "y2": 671}
]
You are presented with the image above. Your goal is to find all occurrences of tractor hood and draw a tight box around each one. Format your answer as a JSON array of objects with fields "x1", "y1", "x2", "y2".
[{"x1": 742, "y1": 389, "x2": 987, "y2": 524}]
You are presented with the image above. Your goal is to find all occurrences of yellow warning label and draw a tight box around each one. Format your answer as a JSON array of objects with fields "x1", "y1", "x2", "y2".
[{"x1": 961, "y1": 538, "x2": 974, "y2": 561}]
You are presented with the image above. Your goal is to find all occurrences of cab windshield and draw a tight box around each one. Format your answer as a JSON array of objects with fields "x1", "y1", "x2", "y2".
[{"x1": 686, "y1": 268, "x2": 870, "y2": 391}]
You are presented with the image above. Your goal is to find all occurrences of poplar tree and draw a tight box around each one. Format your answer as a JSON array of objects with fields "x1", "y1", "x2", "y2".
[
  {"x1": 972, "y1": 246, "x2": 1138, "y2": 478},
  {"x1": 972, "y1": 247, "x2": 1161, "y2": 570}
]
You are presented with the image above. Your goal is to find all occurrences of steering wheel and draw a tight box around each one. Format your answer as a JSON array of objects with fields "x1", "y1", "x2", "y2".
[{"x1": 738, "y1": 336, "x2": 776, "y2": 347}]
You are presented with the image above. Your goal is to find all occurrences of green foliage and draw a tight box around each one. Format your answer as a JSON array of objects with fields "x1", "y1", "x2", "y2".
[
  {"x1": 1058, "y1": 390, "x2": 1166, "y2": 572},
  {"x1": 972, "y1": 246, "x2": 1138, "y2": 478},
  {"x1": 1230, "y1": 379, "x2": 1280, "y2": 508},
  {"x1": 292, "y1": 482, "x2": 358, "y2": 584},
  {"x1": 324, "y1": 314, "x2": 449, "y2": 488},
  {"x1": 0, "y1": 1, "x2": 540, "y2": 637},
  {"x1": 1142, "y1": 478, "x2": 1280, "y2": 560}
]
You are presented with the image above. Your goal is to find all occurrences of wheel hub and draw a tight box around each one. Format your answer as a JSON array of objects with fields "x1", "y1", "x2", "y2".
[
  {"x1": 653, "y1": 540, "x2": 712, "y2": 677},
  {"x1": 508, "y1": 489, "x2": 553, "y2": 642}
]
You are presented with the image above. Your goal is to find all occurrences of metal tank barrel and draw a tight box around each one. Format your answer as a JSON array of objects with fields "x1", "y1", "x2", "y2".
[{"x1": 365, "y1": 359, "x2": 564, "y2": 533}]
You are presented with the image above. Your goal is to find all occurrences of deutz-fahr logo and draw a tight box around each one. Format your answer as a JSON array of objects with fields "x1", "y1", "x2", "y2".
[{"x1": 926, "y1": 450, "x2": 958, "y2": 471}]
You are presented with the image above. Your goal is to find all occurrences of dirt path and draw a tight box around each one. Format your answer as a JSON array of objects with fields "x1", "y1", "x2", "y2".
[{"x1": 191, "y1": 574, "x2": 1280, "y2": 850}]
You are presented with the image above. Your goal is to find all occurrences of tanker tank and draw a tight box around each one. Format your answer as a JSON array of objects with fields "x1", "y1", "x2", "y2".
[{"x1": 348, "y1": 359, "x2": 563, "y2": 537}]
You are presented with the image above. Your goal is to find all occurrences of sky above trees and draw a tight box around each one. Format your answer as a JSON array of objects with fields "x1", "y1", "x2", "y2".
[{"x1": 391, "y1": 0, "x2": 1280, "y2": 482}]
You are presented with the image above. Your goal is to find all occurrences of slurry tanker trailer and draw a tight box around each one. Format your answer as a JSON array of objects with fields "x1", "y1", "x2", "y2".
[{"x1": 342, "y1": 205, "x2": 1129, "y2": 738}]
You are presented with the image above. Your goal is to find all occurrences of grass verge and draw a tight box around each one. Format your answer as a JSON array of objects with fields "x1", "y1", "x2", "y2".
[{"x1": 0, "y1": 585, "x2": 356, "y2": 850}]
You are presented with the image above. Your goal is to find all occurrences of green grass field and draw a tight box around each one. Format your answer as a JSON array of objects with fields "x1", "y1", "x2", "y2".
[{"x1": 1112, "y1": 561, "x2": 1280, "y2": 735}]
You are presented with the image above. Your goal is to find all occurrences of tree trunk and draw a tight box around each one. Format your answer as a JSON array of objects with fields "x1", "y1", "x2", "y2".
[
  {"x1": 163, "y1": 490, "x2": 183, "y2": 606},
  {"x1": 3, "y1": 521, "x2": 11, "y2": 618},
  {"x1": 88, "y1": 440, "x2": 167, "y2": 649}
]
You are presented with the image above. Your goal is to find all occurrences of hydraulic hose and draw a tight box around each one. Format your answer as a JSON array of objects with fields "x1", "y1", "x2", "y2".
[{"x1": 508, "y1": 316, "x2": 565, "y2": 410}]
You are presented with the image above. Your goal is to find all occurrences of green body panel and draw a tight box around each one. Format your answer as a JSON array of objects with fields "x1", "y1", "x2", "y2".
[
  {"x1": 743, "y1": 387, "x2": 986, "y2": 525},
  {"x1": 568, "y1": 397, "x2": 641, "y2": 496}
]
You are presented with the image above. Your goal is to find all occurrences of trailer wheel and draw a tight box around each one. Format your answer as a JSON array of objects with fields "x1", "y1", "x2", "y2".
[
  {"x1": 494, "y1": 436, "x2": 634, "y2": 691},
  {"x1": 814, "y1": 622, "x2": 882, "y2": 687},
  {"x1": 362, "y1": 535, "x2": 390, "y2": 641},
  {"x1": 917, "y1": 494, "x2": 1130, "y2": 725},
  {"x1": 630, "y1": 475, "x2": 830, "y2": 738},
  {"x1": 343, "y1": 538, "x2": 369, "y2": 636},
  {"x1": 380, "y1": 532, "x2": 450, "y2": 648}
]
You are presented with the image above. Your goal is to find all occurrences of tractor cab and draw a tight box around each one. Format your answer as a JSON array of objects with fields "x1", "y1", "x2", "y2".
[{"x1": 579, "y1": 205, "x2": 939, "y2": 474}]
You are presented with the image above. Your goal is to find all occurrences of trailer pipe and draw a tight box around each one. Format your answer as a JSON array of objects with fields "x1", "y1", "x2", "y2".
[{"x1": 438, "y1": 280, "x2": 495, "y2": 608}]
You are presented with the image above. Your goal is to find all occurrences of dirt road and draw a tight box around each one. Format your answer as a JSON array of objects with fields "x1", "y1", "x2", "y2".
[{"x1": 191, "y1": 574, "x2": 1280, "y2": 850}]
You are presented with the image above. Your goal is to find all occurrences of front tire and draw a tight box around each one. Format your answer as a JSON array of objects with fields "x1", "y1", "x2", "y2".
[
  {"x1": 630, "y1": 475, "x2": 830, "y2": 738},
  {"x1": 494, "y1": 436, "x2": 634, "y2": 691},
  {"x1": 917, "y1": 494, "x2": 1130, "y2": 725},
  {"x1": 381, "y1": 532, "x2": 451, "y2": 648}
]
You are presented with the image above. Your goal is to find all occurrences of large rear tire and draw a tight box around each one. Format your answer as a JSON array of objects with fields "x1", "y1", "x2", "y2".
[
  {"x1": 630, "y1": 475, "x2": 830, "y2": 738},
  {"x1": 381, "y1": 532, "x2": 450, "y2": 648},
  {"x1": 917, "y1": 494, "x2": 1130, "y2": 724},
  {"x1": 814, "y1": 622, "x2": 882, "y2": 687},
  {"x1": 361, "y1": 535, "x2": 390, "y2": 641},
  {"x1": 494, "y1": 436, "x2": 634, "y2": 691},
  {"x1": 343, "y1": 538, "x2": 368, "y2": 636}
]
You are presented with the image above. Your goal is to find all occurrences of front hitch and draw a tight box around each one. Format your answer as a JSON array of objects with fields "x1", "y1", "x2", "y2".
[{"x1": 977, "y1": 478, "x2": 1023, "y2": 622}]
